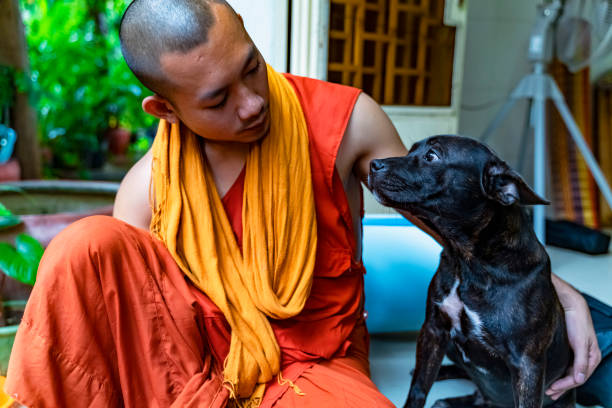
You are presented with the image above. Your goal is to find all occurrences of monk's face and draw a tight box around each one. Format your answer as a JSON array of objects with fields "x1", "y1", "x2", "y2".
[{"x1": 159, "y1": 3, "x2": 270, "y2": 143}]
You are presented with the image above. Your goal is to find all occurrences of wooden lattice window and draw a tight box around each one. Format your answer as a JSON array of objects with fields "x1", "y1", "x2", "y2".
[{"x1": 328, "y1": 0, "x2": 456, "y2": 106}]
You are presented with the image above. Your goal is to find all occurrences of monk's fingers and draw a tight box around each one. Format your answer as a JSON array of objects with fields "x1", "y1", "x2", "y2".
[
  {"x1": 571, "y1": 336, "x2": 601, "y2": 385},
  {"x1": 572, "y1": 345, "x2": 590, "y2": 385},
  {"x1": 545, "y1": 372, "x2": 578, "y2": 396},
  {"x1": 546, "y1": 339, "x2": 601, "y2": 398},
  {"x1": 586, "y1": 339, "x2": 602, "y2": 378}
]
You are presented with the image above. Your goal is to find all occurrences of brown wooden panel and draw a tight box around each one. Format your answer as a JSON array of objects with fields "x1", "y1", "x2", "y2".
[{"x1": 328, "y1": 0, "x2": 455, "y2": 106}]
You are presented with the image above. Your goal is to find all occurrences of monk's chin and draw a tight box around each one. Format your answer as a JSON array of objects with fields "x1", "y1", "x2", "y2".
[{"x1": 244, "y1": 122, "x2": 271, "y2": 144}]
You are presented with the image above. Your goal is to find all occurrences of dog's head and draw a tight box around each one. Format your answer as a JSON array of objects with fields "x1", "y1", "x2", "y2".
[{"x1": 368, "y1": 135, "x2": 549, "y2": 241}]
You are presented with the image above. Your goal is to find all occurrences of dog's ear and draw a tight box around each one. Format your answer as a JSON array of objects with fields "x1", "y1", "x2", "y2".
[{"x1": 482, "y1": 162, "x2": 550, "y2": 206}]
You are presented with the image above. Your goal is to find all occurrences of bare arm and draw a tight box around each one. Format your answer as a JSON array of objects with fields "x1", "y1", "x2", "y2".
[
  {"x1": 112, "y1": 149, "x2": 153, "y2": 231},
  {"x1": 546, "y1": 274, "x2": 601, "y2": 400},
  {"x1": 341, "y1": 93, "x2": 442, "y2": 242},
  {"x1": 342, "y1": 93, "x2": 408, "y2": 183}
]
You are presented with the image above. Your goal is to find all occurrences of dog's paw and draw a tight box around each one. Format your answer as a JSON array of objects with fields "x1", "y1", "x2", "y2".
[{"x1": 431, "y1": 401, "x2": 451, "y2": 408}]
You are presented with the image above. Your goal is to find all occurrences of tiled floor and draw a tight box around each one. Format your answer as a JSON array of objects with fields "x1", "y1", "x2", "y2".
[{"x1": 369, "y1": 246, "x2": 612, "y2": 407}]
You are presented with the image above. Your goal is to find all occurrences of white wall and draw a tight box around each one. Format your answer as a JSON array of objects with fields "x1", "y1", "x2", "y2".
[
  {"x1": 458, "y1": 0, "x2": 537, "y2": 180},
  {"x1": 229, "y1": 0, "x2": 289, "y2": 72}
]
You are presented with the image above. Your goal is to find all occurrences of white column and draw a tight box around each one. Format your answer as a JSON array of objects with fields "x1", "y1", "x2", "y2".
[
  {"x1": 229, "y1": 0, "x2": 289, "y2": 72},
  {"x1": 290, "y1": 0, "x2": 330, "y2": 79}
]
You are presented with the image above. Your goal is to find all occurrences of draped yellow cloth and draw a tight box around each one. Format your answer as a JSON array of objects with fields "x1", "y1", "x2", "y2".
[{"x1": 150, "y1": 65, "x2": 317, "y2": 406}]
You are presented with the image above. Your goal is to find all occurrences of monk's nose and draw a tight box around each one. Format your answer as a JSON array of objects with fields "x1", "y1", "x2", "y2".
[{"x1": 237, "y1": 86, "x2": 264, "y2": 121}]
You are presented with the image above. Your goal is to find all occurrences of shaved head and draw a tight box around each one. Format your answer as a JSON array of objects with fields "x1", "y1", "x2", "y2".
[{"x1": 119, "y1": 0, "x2": 235, "y2": 96}]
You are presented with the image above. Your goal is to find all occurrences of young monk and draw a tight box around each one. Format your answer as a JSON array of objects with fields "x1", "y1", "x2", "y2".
[{"x1": 6, "y1": 0, "x2": 601, "y2": 407}]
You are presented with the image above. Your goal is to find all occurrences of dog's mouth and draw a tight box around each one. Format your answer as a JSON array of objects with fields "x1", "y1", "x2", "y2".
[
  {"x1": 368, "y1": 172, "x2": 419, "y2": 209},
  {"x1": 369, "y1": 170, "x2": 450, "y2": 245},
  {"x1": 369, "y1": 175, "x2": 403, "y2": 207}
]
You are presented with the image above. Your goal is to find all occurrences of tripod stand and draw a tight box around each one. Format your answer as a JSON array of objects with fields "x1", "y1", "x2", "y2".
[{"x1": 481, "y1": 0, "x2": 612, "y2": 243}]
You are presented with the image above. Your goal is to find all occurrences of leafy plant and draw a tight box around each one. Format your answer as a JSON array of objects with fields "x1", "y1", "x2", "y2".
[
  {"x1": 0, "y1": 235, "x2": 42, "y2": 287},
  {"x1": 0, "y1": 200, "x2": 41, "y2": 287},
  {"x1": 19, "y1": 0, "x2": 155, "y2": 172},
  {"x1": 0, "y1": 204, "x2": 21, "y2": 231},
  {"x1": 0, "y1": 67, "x2": 16, "y2": 112}
]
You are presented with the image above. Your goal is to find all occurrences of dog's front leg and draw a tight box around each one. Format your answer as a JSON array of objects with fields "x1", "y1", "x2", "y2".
[
  {"x1": 507, "y1": 354, "x2": 546, "y2": 408},
  {"x1": 404, "y1": 306, "x2": 450, "y2": 408}
]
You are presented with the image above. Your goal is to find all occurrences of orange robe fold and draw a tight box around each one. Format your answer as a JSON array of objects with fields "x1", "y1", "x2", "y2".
[{"x1": 5, "y1": 74, "x2": 394, "y2": 407}]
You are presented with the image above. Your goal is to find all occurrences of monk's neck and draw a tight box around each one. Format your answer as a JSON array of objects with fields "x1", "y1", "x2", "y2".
[{"x1": 203, "y1": 140, "x2": 250, "y2": 197}]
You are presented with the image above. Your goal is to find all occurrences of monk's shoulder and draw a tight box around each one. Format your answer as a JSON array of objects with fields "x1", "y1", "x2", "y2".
[{"x1": 112, "y1": 148, "x2": 153, "y2": 230}]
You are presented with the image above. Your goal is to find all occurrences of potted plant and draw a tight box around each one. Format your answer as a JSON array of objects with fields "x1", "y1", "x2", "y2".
[
  {"x1": 0, "y1": 200, "x2": 42, "y2": 375},
  {"x1": 20, "y1": 0, "x2": 154, "y2": 177}
]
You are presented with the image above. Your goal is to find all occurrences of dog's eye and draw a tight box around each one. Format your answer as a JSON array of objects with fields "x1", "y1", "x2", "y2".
[{"x1": 424, "y1": 149, "x2": 440, "y2": 162}]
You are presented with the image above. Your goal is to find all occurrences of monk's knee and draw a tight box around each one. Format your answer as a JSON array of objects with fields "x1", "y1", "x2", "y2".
[
  {"x1": 27, "y1": 217, "x2": 128, "y2": 313},
  {"x1": 47, "y1": 215, "x2": 139, "y2": 256},
  {"x1": 40, "y1": 216, "x2": 147, "y2": 282}
]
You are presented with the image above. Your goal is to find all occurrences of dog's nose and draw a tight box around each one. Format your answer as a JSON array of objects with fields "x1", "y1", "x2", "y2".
[{"x1": 370, "y1": 159, "x2": 386, "y2": 172}]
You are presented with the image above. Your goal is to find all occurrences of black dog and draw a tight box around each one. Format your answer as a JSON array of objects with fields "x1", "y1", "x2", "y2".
[{"x1": 368, "y1": 135, "x2": 574, "y2": 408}]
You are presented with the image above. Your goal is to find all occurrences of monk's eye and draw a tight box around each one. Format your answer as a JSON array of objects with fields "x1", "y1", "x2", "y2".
[
  {"x1": 208, "y1": 95, "x2": 228, "y2": 110},
  {"x1": 424, "y1": 149, "x2": 440, "y2": 162},
  {"x1": 248, "y1": 60, "x2": 261, "y2": 76}
]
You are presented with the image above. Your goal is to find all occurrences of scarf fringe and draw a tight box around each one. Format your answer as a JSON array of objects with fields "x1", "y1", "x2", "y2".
[
  {"x1": 224, "y1": 372, "x2": 306, "y2": 408},
  {"x1": 225, "y1": 381, "x2": 263, "y2": 408},
  {"x1": 277, "y1": 372, "x2": 306, "y2": 397},
  {"x1": 149, "y1": 147, "x2": 167, "y2": 239}
]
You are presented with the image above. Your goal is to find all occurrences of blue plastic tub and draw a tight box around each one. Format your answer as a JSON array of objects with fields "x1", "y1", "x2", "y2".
[
  {"x1": 362, "y1": 215, "x2": 442, "y2": 333},
  {"x1": 0, "y1": 125, "x2": 17, "y2": 165}
]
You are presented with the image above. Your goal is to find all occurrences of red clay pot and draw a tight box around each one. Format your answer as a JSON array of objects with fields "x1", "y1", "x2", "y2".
[
  {"x1": 106, "y1": 127, "x2": 132, "y2": 156},
  {"x1": 0, "y1": 159, "x2": 20, "y2": 182}
]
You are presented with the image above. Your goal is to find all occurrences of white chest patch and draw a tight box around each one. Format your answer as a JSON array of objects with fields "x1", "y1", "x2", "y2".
[
  {"x1": 436, "y1": 279, "x2": 483, "y2": 338},
  {"x1": 438, "y1": 280, "x2": 463, "y2": 331}
]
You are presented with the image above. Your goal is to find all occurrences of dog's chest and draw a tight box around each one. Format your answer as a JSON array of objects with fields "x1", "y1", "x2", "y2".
[{"x1": 436, "y1": 279, "x2": 483, "y2": 339}]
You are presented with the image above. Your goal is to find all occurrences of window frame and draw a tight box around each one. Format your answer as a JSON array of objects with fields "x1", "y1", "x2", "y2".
[{"x1": 290, "y1": 0, "x2": 468, "y2": 118}]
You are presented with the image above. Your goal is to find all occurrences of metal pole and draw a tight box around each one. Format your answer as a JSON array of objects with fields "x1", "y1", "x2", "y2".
[
  {"x1": 481, "y1": 97, "x2": 520, "y2": 143},
  {"x1": 532, "y1": 64, "x2": 547, "y2": 243},
  {"x1": 518, "y1": 99, "x2": 533, "y2": 174}
]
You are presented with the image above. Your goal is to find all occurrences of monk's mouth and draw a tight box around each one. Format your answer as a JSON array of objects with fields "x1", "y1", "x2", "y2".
[{"x1": 244, "y1": 107, "x2": 269, "y2": 132}]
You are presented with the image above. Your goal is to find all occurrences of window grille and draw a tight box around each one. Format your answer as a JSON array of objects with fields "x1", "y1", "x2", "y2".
[{"x1": 327, "y1": 0, "x2": 455, "y2": 106}]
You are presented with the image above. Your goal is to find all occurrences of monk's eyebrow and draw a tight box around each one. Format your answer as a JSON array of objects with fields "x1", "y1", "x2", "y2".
[{"x1": 197, "y1": 45, "x2": 257, "y2": 103}]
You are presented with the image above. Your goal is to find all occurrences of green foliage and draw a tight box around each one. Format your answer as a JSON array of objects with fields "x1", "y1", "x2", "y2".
[
  {"x1": 0, "y1": 67, "x2": 16, "y2": 112},
  {"x1": 0, "y1": 66, "x2": 29, "y2": 117},
  {"x1": 128, "y1": 134, "x2": 152, "y2": 157},
  {"x1": 20, "y1": 0, "x2": 155, "y2": 171},
  {"x1": 0, "y1": 203, "x2": 21, "y2": 230},
  {"x1": 0, "y1": 202, "x2": 41, "y2": 287},
  {"x1": 0, "y1": 235, "x2": 42, "y2": 286}
]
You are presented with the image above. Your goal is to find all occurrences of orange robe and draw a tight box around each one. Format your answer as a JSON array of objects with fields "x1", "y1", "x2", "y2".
[{"x1": 5, "y1": 74, "x2": 394, "y2": 407}]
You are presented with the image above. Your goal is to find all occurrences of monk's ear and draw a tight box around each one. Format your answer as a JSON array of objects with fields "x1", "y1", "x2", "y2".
[
  {"x1": 142, "y1": 95, "x2": 179, "y2": 124},
  {"x1": 236, "y1": 13, "x2": 244, "y2": 26}
]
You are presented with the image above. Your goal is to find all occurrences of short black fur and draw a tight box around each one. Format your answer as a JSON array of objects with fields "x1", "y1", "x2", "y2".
[{"x1": 368, "y1": 135, "x2": 574, "y2": 408}]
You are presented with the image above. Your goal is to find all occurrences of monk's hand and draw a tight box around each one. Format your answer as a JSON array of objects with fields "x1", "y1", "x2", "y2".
[{"x1": 546, "y1": 276, "x2": 601, "y2": 401}]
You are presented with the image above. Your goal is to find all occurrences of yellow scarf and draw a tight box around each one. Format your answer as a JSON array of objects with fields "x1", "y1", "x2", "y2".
[{"x1": 150, "y1": 65, "x2": 317, "y2": 406}]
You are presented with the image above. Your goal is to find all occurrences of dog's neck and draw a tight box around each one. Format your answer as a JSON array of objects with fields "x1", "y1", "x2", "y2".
[{"x1": 438, "y1": 206, "x2": 548, "y2": 277}]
